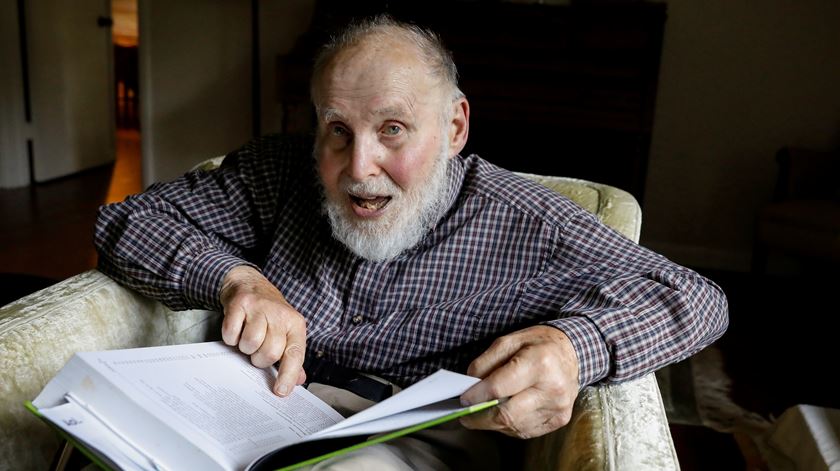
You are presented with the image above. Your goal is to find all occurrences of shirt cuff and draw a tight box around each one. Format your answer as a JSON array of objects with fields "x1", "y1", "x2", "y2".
[
  {"x1": 182, "y1": 250, "x2": 256, "y2": 311},
  {"x1": 543, "y1": 316, "x2": 611, "y2": 388}
]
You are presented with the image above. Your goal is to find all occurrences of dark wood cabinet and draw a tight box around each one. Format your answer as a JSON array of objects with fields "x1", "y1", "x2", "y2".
[{"x1": 277, "y1": 1, "x2": 666, "y2": 203}]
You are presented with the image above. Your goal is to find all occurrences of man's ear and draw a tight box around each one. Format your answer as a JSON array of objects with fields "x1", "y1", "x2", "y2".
[{"x1": 447, "y1": 97, "x2": 470, "y2": 157}]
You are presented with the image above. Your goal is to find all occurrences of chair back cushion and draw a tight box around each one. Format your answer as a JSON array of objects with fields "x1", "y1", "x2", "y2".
[{"x1": 516, "y1": 172, "x2": 641, "y2": 243}]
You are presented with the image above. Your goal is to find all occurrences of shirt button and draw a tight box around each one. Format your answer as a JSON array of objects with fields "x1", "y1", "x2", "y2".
[
  {"x1": 315, "y1": 350, "x2": 325, "y2": 359},
  {"x1": 351, "y1": 315, "x2": 363, "y2": 325}
]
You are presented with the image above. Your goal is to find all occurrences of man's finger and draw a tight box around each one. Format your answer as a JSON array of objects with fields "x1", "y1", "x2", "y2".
[
  {"x1": 273, "y1": 327, "x2": 306, "y2": 397},
  {"x1": 460, "y1": 388, "x2": 532, "y2": 432},
  {"x1": 460, "y1": 388, "x2": 545, "y2": 438},
  {"x1": 462, "y1": 349, "x2": 534, "y2": 406},
  {"x1": 221, "y1": 307, "x2": 245, "y2": 346},
  {"x1": 252, "y1": 308, "x2": 298, "y2": 368},
  {"x1": 238, "y1": 311, "x2": 267, "y2": 355},
  {"x1": 467, "y1": 333, "x2": 526, "y2": 378},
  {"x1": 251, "y1": 325, "x2": 286, "y2": 369}
]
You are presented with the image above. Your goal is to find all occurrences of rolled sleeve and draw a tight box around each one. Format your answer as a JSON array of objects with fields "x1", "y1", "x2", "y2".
[
  {"x1": 544, "y1": 316, "x2": 611, "y2": 388},
  {"x1": 94, "y1": 134, "x2": 312, "y2": 312},
  {"x1": 182, "y1": 250, "x2": 258, "y2": 311},
  {"x1": 528, "y1": 210, "x2": 728, "y2": 386}
]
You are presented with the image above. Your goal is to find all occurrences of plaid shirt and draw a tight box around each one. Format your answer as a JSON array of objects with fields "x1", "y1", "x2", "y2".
[{"x1": 95, "y1": 134, "x2": 728, "y2": 387}]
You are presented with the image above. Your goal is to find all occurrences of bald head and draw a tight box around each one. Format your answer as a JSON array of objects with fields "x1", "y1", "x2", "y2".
[
  {"x1": 309, "y1": 18, "x2": 471, "y2": 262},
  {"x1": 310, "y1": 15, "x2": 463, "y2": 107}
]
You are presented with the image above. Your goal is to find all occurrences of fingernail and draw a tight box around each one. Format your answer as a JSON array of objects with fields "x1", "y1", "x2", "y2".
[
  {"x1": 460, "y1": 396, "x2": 472, "y2": 406},
  {"x1": 277, "y1": 384, "x2": 289, "y2": 396}
]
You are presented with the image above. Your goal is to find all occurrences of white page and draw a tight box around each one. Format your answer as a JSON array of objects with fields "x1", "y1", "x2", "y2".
[
  {"x1": 312, "y1": 398, "x2": 477, "y2": 439},
  {"x1": 35, "y1": 355, "x2": 226, "y2": 470},
  {"x1": 40, "y1": 342, "x2": 344, "y2": 471},
  {"x1": 312, "y1": 370, "x2": 479, "y2": 438},
  {"x1": 39, "y1": 400, "x2": 154, "y2": 471}
]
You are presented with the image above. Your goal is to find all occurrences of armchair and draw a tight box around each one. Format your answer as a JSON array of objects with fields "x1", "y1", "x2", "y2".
[{"x1": 0, "y1": 168, "x2": 679, "y2": 470}]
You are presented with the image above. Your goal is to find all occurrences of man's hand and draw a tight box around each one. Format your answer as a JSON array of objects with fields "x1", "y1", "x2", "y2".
[
  {"x1": 220, "y1": 266, "x2": 307, "y2": 397},
  {"x1": 459, "y1": 326, "x2": 580, "y2": 439}
]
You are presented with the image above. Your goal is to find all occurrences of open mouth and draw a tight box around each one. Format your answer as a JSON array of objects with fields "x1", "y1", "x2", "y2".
[{"x1": 349, "y1": 193, "x2": 392, "y2": 212}]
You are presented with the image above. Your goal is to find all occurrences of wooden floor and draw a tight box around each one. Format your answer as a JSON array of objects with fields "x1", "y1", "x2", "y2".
[
  {"x1": 2, "y1": 130, "x2": 837, "y2": 469},
  {"x1": 0, "y1": 129, "x2": 141, "y2": 282}
]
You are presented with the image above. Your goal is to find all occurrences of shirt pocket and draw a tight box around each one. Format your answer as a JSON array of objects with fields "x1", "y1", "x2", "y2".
[{"x1": 463, "y1": 288, "x2": 525, "y2": 342}]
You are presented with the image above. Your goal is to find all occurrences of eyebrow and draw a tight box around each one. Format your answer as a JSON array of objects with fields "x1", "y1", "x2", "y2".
[
  {"x1": 320, "y1": 107, "x2": 345, "y2": 123},
  {"x1": 318, "y1": 105, "x2": 413, "y2": 123}
]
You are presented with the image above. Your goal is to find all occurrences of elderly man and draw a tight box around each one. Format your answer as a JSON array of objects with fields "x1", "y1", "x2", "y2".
[{"x1": 95, "y1": 15, "x2": 727, "y2": 469}]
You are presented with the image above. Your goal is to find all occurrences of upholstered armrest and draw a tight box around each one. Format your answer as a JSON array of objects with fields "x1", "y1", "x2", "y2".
[
  {"x1": 517, "y1": 172, "x2": 679, "y2": 470},
  {"x1": 0, "y1": 271, "x2": 221, "y2": 469},
  {"x1": 523, "y1": 375, "x2": 679, "y2": 470}
]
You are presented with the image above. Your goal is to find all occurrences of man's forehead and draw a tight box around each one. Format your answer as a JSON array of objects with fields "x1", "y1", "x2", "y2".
[
  {"x1": 319, "y1": 101, "x2": 416, "y2": 121},
  {"x1": 313, "y1": 36, "x2": 442, "y2": 116},
  {"x1": 372, "y1": 104, "x2": 414, "y2": 118}
]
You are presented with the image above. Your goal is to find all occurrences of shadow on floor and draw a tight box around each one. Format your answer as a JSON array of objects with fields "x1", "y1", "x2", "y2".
[{"x1": 701, "y1": 267, "x2": 840, "y2": 418}]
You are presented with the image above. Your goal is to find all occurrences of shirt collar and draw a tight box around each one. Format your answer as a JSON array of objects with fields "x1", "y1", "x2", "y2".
[{"x1": 439, "y1": 154, "x2": 467, "y2": 225}]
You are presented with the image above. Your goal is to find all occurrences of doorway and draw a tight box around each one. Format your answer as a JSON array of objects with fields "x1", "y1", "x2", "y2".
[{"x1": 109, "y1": 0, "x2": 141, "y2": 203}]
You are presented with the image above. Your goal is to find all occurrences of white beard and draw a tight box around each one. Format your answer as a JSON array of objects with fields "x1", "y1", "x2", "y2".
[{"x1": 320, "y1": 148, "x2": 452, "y2": 262}]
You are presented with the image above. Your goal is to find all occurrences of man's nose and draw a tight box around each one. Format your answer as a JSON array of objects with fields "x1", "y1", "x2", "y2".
[{"x1": 348, "y1": 136, "x2": 382, "y2": 181}]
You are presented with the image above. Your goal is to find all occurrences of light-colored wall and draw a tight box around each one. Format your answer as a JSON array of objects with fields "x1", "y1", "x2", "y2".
[
  {"x1": 139, "y1": 0, "x2": 252, "y2": 185},
  {"x1": 641, "y1": 0, "x2": 840, "y2": 271},
  {"x1": 26, "y1": 0, "x2": 115, "y2": 183},
  {"x1": 140, "y1": 0, "x2": 316, "y2": 185},
  {"x1": 0, "y1": 0, "x2": 114, "y2": 187},
  {"x1": 0, "y1": 0, "x2": 29, "y2": 188}
]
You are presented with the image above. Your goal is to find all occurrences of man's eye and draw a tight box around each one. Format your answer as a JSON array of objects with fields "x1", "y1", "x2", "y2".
[
  {"x1": 331, "y1": 125, "x2": 348, "y2": 137},
  {"x1": 382, "y1": 125, "x2": 402, "y2": 136}
]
